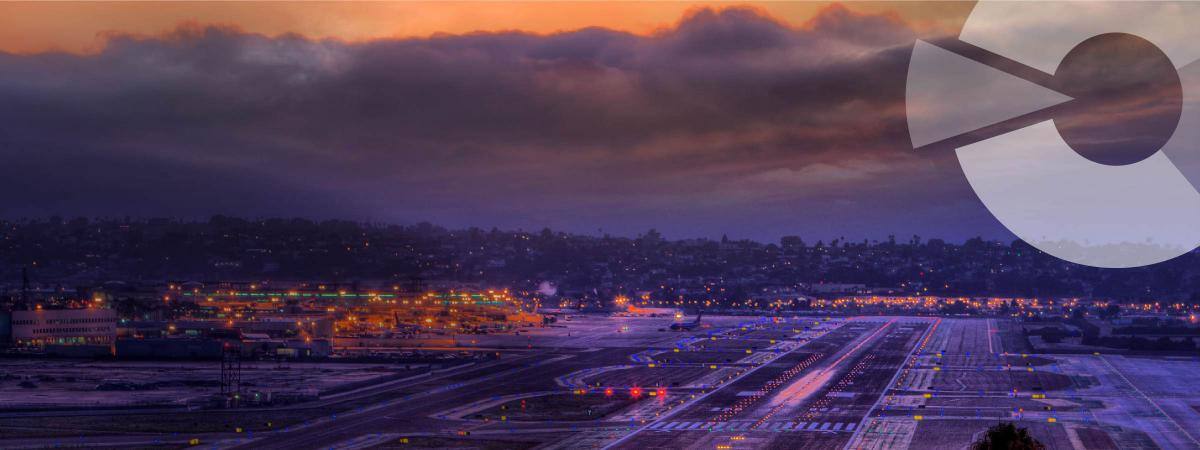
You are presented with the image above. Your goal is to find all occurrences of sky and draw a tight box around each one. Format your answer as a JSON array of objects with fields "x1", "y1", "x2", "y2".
[{"x1": 0, "y1": 2, "x2": 1171, "y2": 243}]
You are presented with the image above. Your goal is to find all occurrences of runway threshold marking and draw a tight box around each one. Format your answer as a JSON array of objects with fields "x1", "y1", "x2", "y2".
[{"x1": 647, "y1": 421, "x2": 859, "y2": 433}]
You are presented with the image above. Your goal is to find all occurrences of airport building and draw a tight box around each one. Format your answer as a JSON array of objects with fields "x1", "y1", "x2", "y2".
[
  {"x1": 171, "y1": 286, "x2": 541, "y2": 336},
  {"x1": 8, "y1": 307, "x2": 118, "y2": 347}
]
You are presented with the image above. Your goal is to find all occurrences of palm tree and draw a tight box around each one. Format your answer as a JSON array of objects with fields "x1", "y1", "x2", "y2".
[{"x1": 971, "y1": 422, "x2": 1046, "y2": 450}]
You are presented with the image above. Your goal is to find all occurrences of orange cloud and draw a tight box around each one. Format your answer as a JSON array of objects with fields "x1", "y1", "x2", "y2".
[{"x1": 0, "y1": 1, "x2": 968, "y2": 54}]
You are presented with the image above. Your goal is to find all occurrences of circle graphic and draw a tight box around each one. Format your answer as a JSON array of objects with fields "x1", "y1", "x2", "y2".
[{"x1": 907, "y1": 1, "x2": 1200, "y2": 268}]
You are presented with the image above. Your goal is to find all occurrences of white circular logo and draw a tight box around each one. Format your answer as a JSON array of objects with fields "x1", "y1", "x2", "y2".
[{"x1": 908, "y1": 1, "x2": 1200, "y2": 268}]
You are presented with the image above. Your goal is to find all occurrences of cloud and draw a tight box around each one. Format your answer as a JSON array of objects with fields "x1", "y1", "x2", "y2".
[{"x1": 0, "y1": 5, "x2": 1007, "y2": 241}]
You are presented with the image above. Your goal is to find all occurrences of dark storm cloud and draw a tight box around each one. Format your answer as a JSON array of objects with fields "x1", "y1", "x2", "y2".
[{"x1": 0, "y1": 5, "x2": 1007, "y2": 241}]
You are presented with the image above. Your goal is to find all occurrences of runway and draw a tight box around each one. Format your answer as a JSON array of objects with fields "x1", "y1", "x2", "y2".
[{"x1": 609, "y1": 317, "x2": 934, "y2": 450}]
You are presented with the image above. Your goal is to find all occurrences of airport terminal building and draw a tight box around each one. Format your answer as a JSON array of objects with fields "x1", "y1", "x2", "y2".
[{"x1": 6, "y1": 308, "x2": 118, "y2": 347}]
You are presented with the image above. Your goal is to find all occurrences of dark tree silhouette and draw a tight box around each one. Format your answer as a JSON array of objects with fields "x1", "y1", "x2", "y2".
[{"x1": 971, "y1": 422, "x2": 1046, "y2": 450}]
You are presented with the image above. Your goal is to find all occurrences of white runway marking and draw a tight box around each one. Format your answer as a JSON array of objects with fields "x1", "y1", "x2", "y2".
[{"x1": 647, "y1": 421, "x2": 856, "y2": 433}]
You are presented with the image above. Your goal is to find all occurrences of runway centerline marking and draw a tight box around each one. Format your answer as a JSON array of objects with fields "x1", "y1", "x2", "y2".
[
  {"x1": 753, "y1": 320, "x2": 895, "y2": 428},
  {"x1": 600, "y1": 321, "x2": 845, "y2": 450},
  {"x1": 843, "y1": 317, "x2": 940, "y2": 450}
]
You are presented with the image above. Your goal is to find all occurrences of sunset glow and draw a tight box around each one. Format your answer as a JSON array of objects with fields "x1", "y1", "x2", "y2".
[{"x1": 0, "y1": 2, "x2": 969, "y2": 54}]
